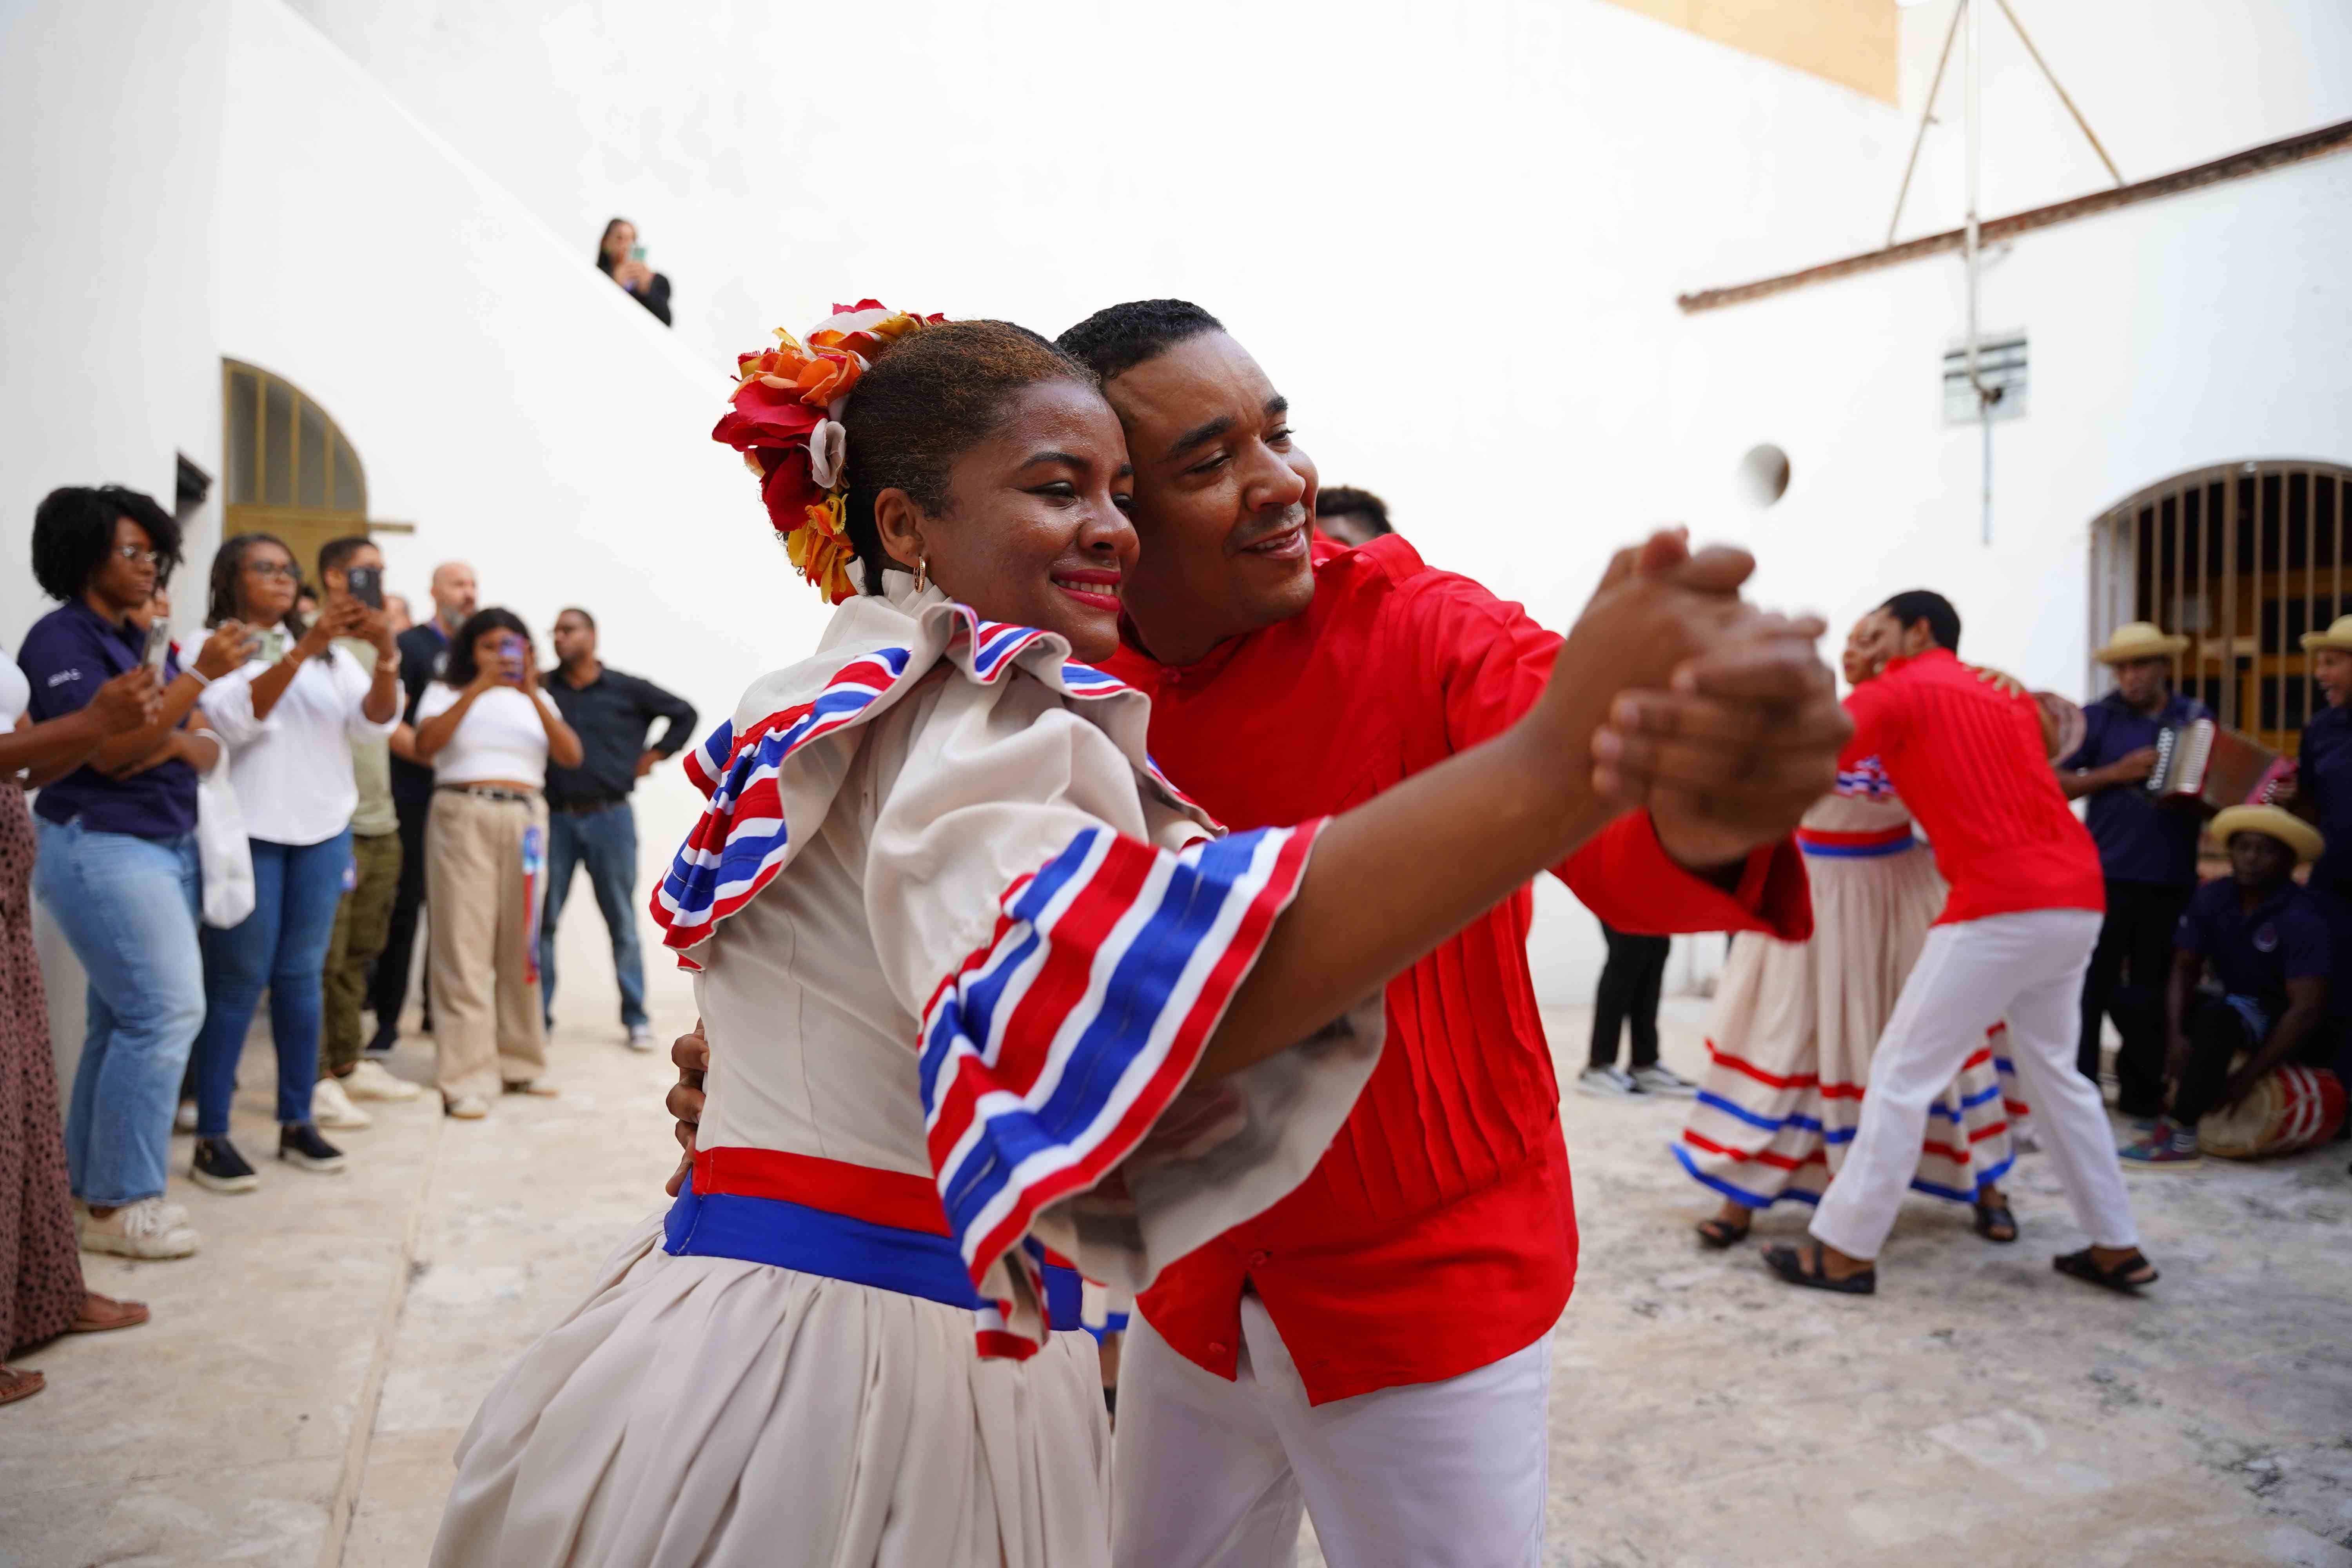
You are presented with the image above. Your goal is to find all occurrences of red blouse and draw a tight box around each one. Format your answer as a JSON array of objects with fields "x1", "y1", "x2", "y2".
[{"x1": 1102, "y1": 536, "x2": 1813, "y2": 1403}]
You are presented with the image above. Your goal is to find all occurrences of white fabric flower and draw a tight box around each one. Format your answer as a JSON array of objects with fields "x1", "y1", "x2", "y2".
[{"x1": 807, "y1": 419, "x2": 848, "y2": 491}]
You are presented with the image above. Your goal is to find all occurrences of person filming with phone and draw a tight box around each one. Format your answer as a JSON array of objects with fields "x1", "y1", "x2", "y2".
[
  {"x1": 22, "y1": 486, "x2": 250, "y2": 1263},
  {"x1": 411, "y1": 610, "x2": 583, "y2": 1119},
  {"x1": 184, "y1": 534, "x2": 399, "y2": 1196},
  {"x1": 595, "y1": 217, "x2": 672, "y2": 327}
]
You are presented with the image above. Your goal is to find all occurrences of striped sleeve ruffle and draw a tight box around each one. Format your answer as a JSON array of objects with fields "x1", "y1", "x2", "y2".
[{"x1": 919, "y1": 820, "x2": 1323, "y2": 1346}]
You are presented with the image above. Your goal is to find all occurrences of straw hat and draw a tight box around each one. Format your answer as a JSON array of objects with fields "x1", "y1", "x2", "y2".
[
  {"x1": 2093, "y1": 621, "x2": 2189, "y2": 664},
  {"x1": 2300, "y1": 613, "x2": 2352, "y2": 653},
  {"x1": 2210, "y1": 804, "x2": 2325, "y2": 866}
]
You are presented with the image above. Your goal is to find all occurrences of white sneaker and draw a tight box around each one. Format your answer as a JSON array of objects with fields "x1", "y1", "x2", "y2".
[
  {"x1": 79, "y1": 1196, "x2": 200, "y2": 1259},
  {"x1": 626, "y1": 1025, "x2": 657, "y2": 1053},
  {"x1": 342, "y1": 1059, "x2": 422, "y2": 1103},
  {"x1": 1576, "y1": 1065, "x2": 1644, "y2": 1098},
  {"x1": 1630, "y1": 1064, "x2": 1699, "y2": 1098},
  {"x1": 311, "y1": 1076, "x2": 374, "y2": 1131},
  {"x1": 173, "y1": 1099, "x2": 198, "y2": 1134},
  {"x1": 444, "y1": 1095, "x2": 490, "y2": 1121}
]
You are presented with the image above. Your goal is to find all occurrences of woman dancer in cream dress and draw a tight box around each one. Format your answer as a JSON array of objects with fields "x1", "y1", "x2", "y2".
[
  {"x1": 1677, "y1": 620, "x2": 2021, "y2": 1245},
  {"x1": 433, "y1": 309, "x2": 1748, "y2": 1567}
]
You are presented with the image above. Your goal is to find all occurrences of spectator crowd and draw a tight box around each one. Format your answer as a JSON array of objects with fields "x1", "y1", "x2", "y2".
[{"x1": 0, "y1": 483, "x2": 695, "y2": 1407}]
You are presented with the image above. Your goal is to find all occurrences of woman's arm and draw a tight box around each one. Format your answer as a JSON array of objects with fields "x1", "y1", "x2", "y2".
[
  {"x1": 93, "y1": 621, "x2": 252, "y2": 775},
  {"x1": 412, "y1": 679, "x2": 492, "y2": 762},
  {"x1": 519, "y1": 664, "x2": 585, "y2": 769}
]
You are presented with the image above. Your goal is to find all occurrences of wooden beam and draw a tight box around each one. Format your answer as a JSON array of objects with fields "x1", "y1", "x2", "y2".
[{"x1": 1678, "y1": 118, "x2": 2352, "y2": 314}]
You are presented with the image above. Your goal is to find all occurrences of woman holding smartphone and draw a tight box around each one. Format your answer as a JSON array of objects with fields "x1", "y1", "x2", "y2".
[
  {"x1": 412, "y1": 609, "x2": 583, "y2": 1119},
  {"x1": 187, "y1": 534, "x2": 401, "y2": 1192}
]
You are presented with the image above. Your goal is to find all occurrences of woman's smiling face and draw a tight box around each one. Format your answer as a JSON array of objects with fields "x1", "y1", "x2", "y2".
[{"x1": 875, "y1": 379, "x2": 1139, "y2": 662}]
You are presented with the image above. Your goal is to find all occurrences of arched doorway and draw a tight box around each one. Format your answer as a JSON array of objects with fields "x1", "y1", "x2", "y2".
[
  {"x1": 2088, "y1": 461, "x2": 2352, "y2": 757},
  {"x1": 220, "y1": 360, "x2": 369, "y2": 586}
]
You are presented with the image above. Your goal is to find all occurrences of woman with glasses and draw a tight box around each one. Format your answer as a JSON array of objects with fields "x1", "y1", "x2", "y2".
[
  {"x1": 184, "y1": 535, "x2": 401, "y2": 1192},
  {"x1": 411, "y1": 609, "x2": 582, "y2": 1118},
  {"x1": 21, "y1": 487, "x2": 249, "y2": 1262}
]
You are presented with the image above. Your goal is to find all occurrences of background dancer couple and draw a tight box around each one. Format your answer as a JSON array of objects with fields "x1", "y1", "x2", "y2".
[{"x1": 434, "y1": 301, "x2": 1850, "y2": 1567}]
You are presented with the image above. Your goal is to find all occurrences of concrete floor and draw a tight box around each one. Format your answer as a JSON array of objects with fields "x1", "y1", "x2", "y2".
[{"x1": 3, "y1": 990, "x2": 2347, "y2": 1567}]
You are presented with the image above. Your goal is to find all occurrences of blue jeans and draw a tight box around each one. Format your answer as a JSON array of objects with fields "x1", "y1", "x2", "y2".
[
  {"x1": 191, "y1": 831, "x2": 352, "y2": 1137},
  {"x1": 32, "y1": 819, "x2": 205, "y2": 1208},
  {"x1": 538, "y1": 802, "x2": 647, "y2": 1029}
]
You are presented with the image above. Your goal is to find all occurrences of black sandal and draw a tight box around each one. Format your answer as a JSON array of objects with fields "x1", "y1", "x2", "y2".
[
  {"x1": 1762, "y1": 1242, "x2": 1875, "y2": 1295},
  {"x1": 1973, "y1": 1201, "x2": 2018, "y2": 1244},
  {"x1": 1695, "y1": 1214, "x2": 1752, "y2": 1249},
  {"x1": 2054, "y1": 1247, "x2": 2158, "y2": 1293}
]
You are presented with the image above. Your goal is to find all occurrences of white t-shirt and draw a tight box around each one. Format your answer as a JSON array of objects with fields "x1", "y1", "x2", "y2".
[
  {"x1": 415, "y1": 682, "x2": 562, "y2": 788},
  {"x1": 199, "y1": 643, "x2": 400, "y2": 846},
  {"x1": 0, "y1": 648, "x2": 29, "y2": 730}
]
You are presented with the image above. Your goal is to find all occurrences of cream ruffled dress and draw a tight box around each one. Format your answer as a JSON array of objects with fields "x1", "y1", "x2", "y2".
[{"x1": 432, "y1": 578, "x2": 1384, "y2": 1568}]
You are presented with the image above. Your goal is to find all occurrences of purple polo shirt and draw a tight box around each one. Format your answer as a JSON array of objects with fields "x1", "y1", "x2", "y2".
[{"x1": 21, "y1": 599, "x2": 195, "y2": 839}]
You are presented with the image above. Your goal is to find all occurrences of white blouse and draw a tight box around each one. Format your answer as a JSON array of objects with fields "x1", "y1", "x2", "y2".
[
  {"x1": 0, "y1": 648, "x2": 27, "y2": 730},
  {"x1": 199, "y1": 643, "x2": 398, "y2": 846},
  {"x1": 414, "y1": 683, "x2": 562, "y2": 788}
]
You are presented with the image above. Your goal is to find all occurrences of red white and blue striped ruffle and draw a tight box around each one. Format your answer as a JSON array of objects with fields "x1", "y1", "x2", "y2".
[
  {"x1": 918, "y1": 820, "x2": 1322, "y2": 1315},
  {"x1": 651, "y1": 600, "x2": 1216, "y2": 969},
  {"x1": 1835, "y1": 754, "x2": 1897, "y2": 801}
]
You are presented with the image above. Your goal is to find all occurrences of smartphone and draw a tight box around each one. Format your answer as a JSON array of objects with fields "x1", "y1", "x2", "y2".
[
  {"x1": 630, "y1": 244, "x2": 648, "y2": 263},
  {"x1": 499, "y1": 632, "x2": 526, "y2": 684},
  {"x1": 345, "y1": 564, "x2": 383, "y2": 610},
  {"x1": 143, "y1": 620, "x2": 171, "y2": 673},
  {"x1": 257, "y1": 628, "x2": 287, "y2": 666}
]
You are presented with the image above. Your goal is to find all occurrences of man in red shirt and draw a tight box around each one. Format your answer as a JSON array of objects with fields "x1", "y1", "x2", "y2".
[
  {"x1": 1053, "y1": 300, "x2": 1836, "y2": 1565},
  {"x1": 1763, "y1": 590, "x2": 2157, "y2": 1300}
]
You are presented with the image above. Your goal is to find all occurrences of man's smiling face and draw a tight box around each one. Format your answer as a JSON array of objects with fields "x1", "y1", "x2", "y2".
[{"x1": 1102, "y1": 332, "x2": 1319, "y2": 665}]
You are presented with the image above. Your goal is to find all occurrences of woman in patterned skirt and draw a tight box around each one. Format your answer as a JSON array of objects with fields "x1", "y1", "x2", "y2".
[
  {"x1": 1675, "y1": 620, "x2": 2021, "y2": 1246},
  {"x1": 0, "y1": 644, "x2": 162, "y2": 1405}
]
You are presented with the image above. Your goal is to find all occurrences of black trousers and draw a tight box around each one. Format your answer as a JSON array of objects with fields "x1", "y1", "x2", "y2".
[
  {"x1": 1591, "y1": 922, "x2": 1670, "y2": 1070},
  {"x1": 370, "y1": 792, "x2": 433, "y2": 1039},
  {"x1": 2078, "y1": 879, "x2": 2193, "y2": 1115},
  {"x1": 2173, "y1": 998, "x2": 2333, "y2": 1129}
]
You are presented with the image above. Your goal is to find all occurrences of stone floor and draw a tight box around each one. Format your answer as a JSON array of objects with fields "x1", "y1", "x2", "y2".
[{"x1": 3, "y1": 992, "x2": 2347, "y2": 1567}]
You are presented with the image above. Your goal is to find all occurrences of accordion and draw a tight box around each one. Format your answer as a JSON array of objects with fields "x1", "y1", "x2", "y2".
[{"x1": 2144, "y1": 719, "x2": 2288, "y2": 811}]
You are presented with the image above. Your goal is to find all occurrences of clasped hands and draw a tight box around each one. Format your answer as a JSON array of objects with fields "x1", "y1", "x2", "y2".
[{"x1": 1553, "y1": 528, "x2": 1849, "y2": 871}]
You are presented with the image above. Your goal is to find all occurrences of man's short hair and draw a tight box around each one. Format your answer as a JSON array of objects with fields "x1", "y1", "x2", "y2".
[
  {"x1": 317, "y1": 535, "x2": 373, "y2": 582},
  {"x1": 1879, "y1": 589, "x2": 1962, "y2": 654},
  {"x1": 557, "y1": 605, "x2": 596, "y2": 633},
  {"x1": 1317, "y1": 486, "x2": 1392, "y2": 538},
  {"x1": 1056, "y1": 299, "x2": 1224, "y2": 382}
]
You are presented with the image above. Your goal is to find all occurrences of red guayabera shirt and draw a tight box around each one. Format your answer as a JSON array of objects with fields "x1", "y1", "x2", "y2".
[
  {"x1": 1102, "y1": 535, "x2": 1813, "y2": 1403},
  {"x1": 1840, "y1": 647, "x2": 2104, "y2": 926}
]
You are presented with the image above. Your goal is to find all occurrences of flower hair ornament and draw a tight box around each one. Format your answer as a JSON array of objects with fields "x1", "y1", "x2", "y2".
[{"x1": 712, "y1": 300, "x2": 945, "y2": 604}]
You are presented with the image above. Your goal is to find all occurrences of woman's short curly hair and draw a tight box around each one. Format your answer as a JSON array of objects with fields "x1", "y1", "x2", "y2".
[
  {"x1": 30, "y1": 485, "x2": 181, "y2": 602},
  {"x1": 838, "y1": 321, "x2": 1095, "y2": 593}
]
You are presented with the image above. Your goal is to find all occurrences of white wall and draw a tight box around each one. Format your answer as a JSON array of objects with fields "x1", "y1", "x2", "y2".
[{"x1": 214, "y1": 0, "x2": 838, "y2": 920}]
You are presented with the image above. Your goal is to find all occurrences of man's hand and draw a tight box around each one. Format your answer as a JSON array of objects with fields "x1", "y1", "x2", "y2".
[
  {"x1": 2107, "y1": 746, "x2": 2159, "y2": 786},
  {"x1": 664, "y1": 1019, "x2": 709, "y2": 1198},
  {"x1": 635, "y1": 750, "x2": 663, "y2": 780},
  {"x1": 1590, "y1": 614, "x2": 1849, "y2": 869},
  {"x1": 1970, "y1": 664, "x2": 2028, "y2": 700}
]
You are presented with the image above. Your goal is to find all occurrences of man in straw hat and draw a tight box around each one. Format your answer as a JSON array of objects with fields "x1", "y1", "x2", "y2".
[
  {"x1": 2122, "y1": 804, "x2": 2332, "y2": 1171},
  {"x1": 2057, "y1": 621, "x2": 2208, "y2": 1116},
  {"x1": 2282, "y1": 612, "x2": 2352, "y2": 907}
]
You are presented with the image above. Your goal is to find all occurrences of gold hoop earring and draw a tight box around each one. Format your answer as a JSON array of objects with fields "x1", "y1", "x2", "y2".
[{"x1": 915, "y1": 555, "x2": 929, "y2": 594}]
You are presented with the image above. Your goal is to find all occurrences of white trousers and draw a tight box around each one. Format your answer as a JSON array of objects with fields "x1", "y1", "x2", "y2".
[
  {"x1": 1811, "y1": 907, "x2": 2139, "y2": 1260},
  {"x1": 1112, "y1": 1295, "x2": 1552, "y2": 1568}
]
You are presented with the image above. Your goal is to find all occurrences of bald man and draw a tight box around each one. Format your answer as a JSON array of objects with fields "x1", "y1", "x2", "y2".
[{"x1": 370, "y1": 561, "x2": 478, "y2": 1054}]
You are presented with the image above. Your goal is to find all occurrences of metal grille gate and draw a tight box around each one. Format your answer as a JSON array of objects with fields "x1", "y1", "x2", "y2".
[{"x1": 2088, "y1": 461, "x2": 2352, "y2": 758}]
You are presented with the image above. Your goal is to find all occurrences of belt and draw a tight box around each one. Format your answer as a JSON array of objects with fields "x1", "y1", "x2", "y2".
[
  {"x1": 436, "y1": 784, "x2": 537, "y2": 805},
  {"x1": 550, "y1": 795, "x2": 628, "y2": 815},
  {"x1": 1795, "y1": 824, "x2": 1916, "y2": 858},
  {"x1": 664, "y1": 1146, "x2": 1089, "y2": 1327}
]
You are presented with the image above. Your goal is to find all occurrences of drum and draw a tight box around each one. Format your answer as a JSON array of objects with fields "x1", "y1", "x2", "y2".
[{"x1": 2199, "y1": 1063, "x2": 2347, "y2": 1159}]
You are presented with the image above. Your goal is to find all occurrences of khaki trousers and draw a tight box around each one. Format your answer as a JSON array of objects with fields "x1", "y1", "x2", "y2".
[{"x1": 425, "y1": 789, "x2": 549, "y2": 1102}]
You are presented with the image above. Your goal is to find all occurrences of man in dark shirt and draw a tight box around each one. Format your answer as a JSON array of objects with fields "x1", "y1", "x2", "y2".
[
  {"x1": 2284, "y1": 613, "x2": 2352, "y2": 904},
  {"x1": 2059, "y1": 622, "x2": 2210, "y2": 1115},
  {"x1": 539, "y1": 606, "x2": 697, "y2": 1049},
  {"x1": 369, "y1": 559, "x2": 476, "y2": 1053},
  {"x1": 2124, "y1": 805, "x2": 2333, "y2": 1169}
]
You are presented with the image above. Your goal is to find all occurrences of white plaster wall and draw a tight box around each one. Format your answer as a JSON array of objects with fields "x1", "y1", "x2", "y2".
[{"x1": 213, "y1": 0, "x2": 837, "y2": 988}]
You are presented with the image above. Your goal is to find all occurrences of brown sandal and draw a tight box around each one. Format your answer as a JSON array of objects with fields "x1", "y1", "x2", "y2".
[
  {"x1": 68, "y1": 1292, "x2": 150, "y2": 1334},
  {"x1": 0, "y1": 1367, "x2": 45, "y2": 1407},
  {"x1": 1695, "y1": 1214, "x2": 1752, "y2": 1249}
]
